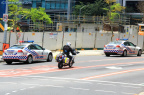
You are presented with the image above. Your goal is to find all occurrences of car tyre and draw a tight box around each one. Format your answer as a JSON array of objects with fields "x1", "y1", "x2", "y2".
[
  {"x1": 47, "y1": 53, "x2": 53, "y2": 62},
  {"x1": 137, "y1": 50, "x2": 142, "y2": 56},
  {"x1": 105, "y1": 54, "x2": 110, "y2": 57},
  {"x1": 26, "y1": 55, "x2": 33, "y2": 64},
  {"x1": 6, "y1": 61, "x2": 12, "y2": 65},
  {"x1": 122, "y1": 50, "x2": 127, "y2": 57}
]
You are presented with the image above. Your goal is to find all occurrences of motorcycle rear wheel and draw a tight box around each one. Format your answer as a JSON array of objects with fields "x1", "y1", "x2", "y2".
[{"x1": 58, "y1": 62, "x2": 63, "y2": 69}]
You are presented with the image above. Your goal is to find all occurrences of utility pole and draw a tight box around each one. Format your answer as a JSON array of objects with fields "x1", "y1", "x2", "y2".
[
  {"x1": 3, "y1": 0, "x2": 8, "y2": 44},
  {"x1": 67, "y1": 0, "x2": 71, "y2": 20}
]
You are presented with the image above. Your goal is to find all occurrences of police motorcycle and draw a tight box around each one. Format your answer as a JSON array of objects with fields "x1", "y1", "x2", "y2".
[{"x1": 55, "y1": 49, "x2": 79, "y2": 69}]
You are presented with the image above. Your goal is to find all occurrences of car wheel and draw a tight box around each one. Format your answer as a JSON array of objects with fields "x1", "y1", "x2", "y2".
[
  {"x1": 137, "y1": 50, "x2": 142, "y2": 56},
  {"x1": 122, "y1": 50, "x2": 127, "y2": 57},
  {"x1": 105, "y1": 54, "x2": 110, "y2": 57},
  {"x1": 26, "y1": 55, "x2": 33, "y2": 64},
  {"x1": 47, "y1": 53, "x2": 53, "y2": 62},
  {"x1": 6, "y1": 61, "x2": 12, "y2": 65}
]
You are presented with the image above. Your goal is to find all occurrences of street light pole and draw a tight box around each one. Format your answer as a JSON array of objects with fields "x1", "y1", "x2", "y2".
[{"x1": 3, "y1": 0, "x2": 8, "y2": 44}]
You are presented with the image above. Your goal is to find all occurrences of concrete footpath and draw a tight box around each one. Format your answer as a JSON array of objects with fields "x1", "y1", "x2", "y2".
[{"x1": 0, "y1": 50, "x2": 104, "y2": 62}]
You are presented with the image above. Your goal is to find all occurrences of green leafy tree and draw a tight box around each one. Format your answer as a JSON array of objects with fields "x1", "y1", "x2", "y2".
[
  {"x1": 8, "y1": 0, "x2": 52, "y2": 43},
  {"x1": 73, "y1": 0, "x2": 108, "y2": 16},
  {"x1": 103, "y1": 0, "x2": 125, "y2": 41}
]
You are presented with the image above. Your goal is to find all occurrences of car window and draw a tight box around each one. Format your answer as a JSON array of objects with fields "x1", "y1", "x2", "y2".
[
  {"x1": 109, "y1": 41, "x2": 122, "y2": 45},
  {"x1": 129, "y1": 42, "x2": 135, "y2": 47},
  {"x1": 124, "y1": 42, "x2": 130, "y2": 46},
  {"x1": 9, "y1": 45, "x2": 26, "y2": 49},
  {"x1": 28, "y1": 45, "x2": 37, "y2": 50},
  {"x1": 34, "y1": 44, "x2": 43, "y2": 50}
]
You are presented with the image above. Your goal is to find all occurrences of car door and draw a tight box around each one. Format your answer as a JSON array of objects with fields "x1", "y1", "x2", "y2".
[
  {"x1": 33, "y1": 44, "x2": 46, "y2": 60},
  {"x1": 129, "y1": 42, "x2": 137, "y2": 54},
  {"x1": 28, "y1": 44, "x2": 40, "y2": 61},
  {"x1": 123, "y1": 42, "x2": 131, "y2": 55}
]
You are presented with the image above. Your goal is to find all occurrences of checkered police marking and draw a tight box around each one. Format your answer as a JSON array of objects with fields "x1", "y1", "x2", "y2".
[
  {"x1": 121, "y1": 44, "x2": 132, "y2": 52},
  {"x1": 104, "y1": 50, "x2": 119, "y2": 53},
  {"x1": 24, "y1": 48, "x2": 38, "y2": 56},
  {"x1": 3, "y1": 56, "x2": 27, "y2": 60}
]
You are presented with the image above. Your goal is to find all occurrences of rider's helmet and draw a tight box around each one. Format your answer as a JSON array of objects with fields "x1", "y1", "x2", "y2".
[{"x1": 66, "y1": 42, "x2": 71, "y2": 47}]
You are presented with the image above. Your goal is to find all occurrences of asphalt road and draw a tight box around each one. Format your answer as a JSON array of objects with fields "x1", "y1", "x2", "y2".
[{"x1": 0, "y1": 55, "x2": 144, "y2": 95}]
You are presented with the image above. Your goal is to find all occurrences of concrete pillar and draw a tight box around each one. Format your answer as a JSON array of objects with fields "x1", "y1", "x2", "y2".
[
  {"x1": 67, "y1": 0, "x2": 71, "y2": 20},
  {"x1": 123, "y1": 0, "x2": 126, "y2": 7}
]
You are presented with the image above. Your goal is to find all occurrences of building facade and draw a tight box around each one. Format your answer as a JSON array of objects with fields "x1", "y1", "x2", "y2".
[{"x1": 20, "y1": 0, "x2": 76, "y2": 31}]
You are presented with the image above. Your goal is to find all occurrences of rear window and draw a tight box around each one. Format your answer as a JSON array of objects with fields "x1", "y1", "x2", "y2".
[
  {"x1": 8, "y1": 45, "x2": 26, "y2": 49},
  {"x1": 109, "y1": 41, "x2": 122, "y2": 45}
]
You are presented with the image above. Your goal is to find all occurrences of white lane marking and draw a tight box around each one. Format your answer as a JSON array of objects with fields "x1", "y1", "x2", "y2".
[
  {"x1": 74, "y1": 81, "x2": 92, "y2": 84},
  {"x1": 0, "y1": 82, "x2": 17, "y2": 84},
  {"x1": 121, "y1": 85, "x2": 141, "y2": 89},
  {"x1": 20, "y1": 88, "x2": 26, "y2": 90},
  {"x1": 122, "y1": 92, "x2": 136, "y2": 95},
  {"x1": 106, "y1": 66, "x2": 123, "y2": 69},
  {"x1": 21, "y1": 83, "x2": 40, "y2": 86},
  {"x1": 29, "y1": 86, "x2": 35, "y2": 88},
  {"x1": 41, "y1": 85, "x2": 64, "y2": 88},
  {"x1": 13, "y1": 76, "x2": 143, "y2": 86},
  {"x1": 52, "y1": 80, "x2": 70, "y2": 82},
  {"x1": 69, "y1": 87, "x2": 89, "y2": 91},
  {"x1": 97, "y1": 83, "x2": 116, "y2": 86},
  {"x1": 119, "y1": 64, "x2": 133, "y2": 67},
  {"x1": 12, "y1": 90, "x2": 17, "y2": 93},
  {"x1": 5, "y1": 93, "x2": 10, "y2": 95},
  {"x1": 95, "y1": 90, "x2": 116, "y2": 93}
]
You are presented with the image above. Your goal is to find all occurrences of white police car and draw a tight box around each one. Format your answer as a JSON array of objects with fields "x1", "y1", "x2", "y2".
[
  {"x1": 2, "y1": 41, "x2": 53, "y2": 64},
  {"x1": 104, "y1": 39, "x2": 142, "y2": 57}
]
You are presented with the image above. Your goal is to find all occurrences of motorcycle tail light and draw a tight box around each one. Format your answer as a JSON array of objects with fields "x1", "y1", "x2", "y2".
[{"x1": 60, "y1": 56, "x2": 62, "y2": 58}]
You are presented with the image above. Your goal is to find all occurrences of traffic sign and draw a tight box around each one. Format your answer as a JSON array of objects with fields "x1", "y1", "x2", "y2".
[{"x1": 3, "y1": 14, "x2": 8, "y2": 22}]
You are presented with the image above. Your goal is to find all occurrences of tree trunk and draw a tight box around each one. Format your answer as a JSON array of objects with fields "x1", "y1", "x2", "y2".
[{"x1": 111, "y1": 25, "x2": 113, "y2": 41}]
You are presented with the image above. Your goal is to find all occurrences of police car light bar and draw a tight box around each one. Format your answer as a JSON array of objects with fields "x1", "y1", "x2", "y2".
[
  {"x1": 19, "y1": 40, "x2": 34, "y2": 43},
  {"x1": 120, "y1": 39, "x2": 128, "y2": 41}
]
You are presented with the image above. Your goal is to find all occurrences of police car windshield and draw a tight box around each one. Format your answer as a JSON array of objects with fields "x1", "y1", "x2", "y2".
[
  {"x1": 9, "y1": 45, "x2": 26, "y2": 49},
  {"x1": 109, "y1": 41, "x2": 122, "y2": 45}
]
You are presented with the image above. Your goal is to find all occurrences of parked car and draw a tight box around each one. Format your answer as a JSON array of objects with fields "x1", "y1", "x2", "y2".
[
  {"x1": 104, "y1": 39, "x2": 142, "y2": 57},
  {"x1": 2, "y1": 41, "x2": 53, "y2": 64}
]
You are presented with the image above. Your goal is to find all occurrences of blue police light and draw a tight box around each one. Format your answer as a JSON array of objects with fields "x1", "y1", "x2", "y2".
[
  {"x1": 120, "y1": 39, "x2": 128, "y2": 41},
  {"x1": 19, "y1": 40, "x2": 34, "y2": 43},
  {"x1": 26, "y1": 40, "x2": 34, "y2": 43}
]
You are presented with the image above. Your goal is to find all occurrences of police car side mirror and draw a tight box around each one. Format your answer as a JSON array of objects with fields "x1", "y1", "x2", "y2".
[{"x1": 43, "y1": 48, "x2": 45, "y2": 50}]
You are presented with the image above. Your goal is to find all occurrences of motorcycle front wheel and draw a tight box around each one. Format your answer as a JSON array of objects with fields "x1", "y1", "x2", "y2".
[
  {"x1": 69, "y1": 62, "x2": 73, "y2": 68},
  {"x1": 58, "y1": 62, "x2": 63, "y2": 69}
]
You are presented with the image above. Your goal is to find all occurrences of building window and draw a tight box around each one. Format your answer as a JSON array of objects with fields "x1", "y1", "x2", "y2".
[
  {"x1": 61, "y1": 3, "x2": 65, "y2": 9},
  {"x1": 46, "y1": 2, "x2": 50, "y2": 9},
  {"x1": 56, "y1": 3, "x2": 60, "y2": 9},
  {"x1": 36, "y1": 2, "x2": 41, "y2": 8},
  {"x1": 50, "y1": 1, "x2": 55, "y2": 9}
]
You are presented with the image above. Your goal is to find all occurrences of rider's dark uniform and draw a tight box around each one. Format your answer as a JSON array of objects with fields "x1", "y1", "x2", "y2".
[{"x1": 63, "y1": 45, "x2": 76, "y2": 63}]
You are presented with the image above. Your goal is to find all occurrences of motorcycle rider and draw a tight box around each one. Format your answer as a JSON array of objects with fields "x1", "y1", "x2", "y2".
[{"x1": 63, "y1": 42, "x2": 76, "y2": 64}]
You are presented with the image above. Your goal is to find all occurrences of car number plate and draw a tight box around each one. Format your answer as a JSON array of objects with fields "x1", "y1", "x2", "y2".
[{"x1": 108, "y1": 47, "x2": 113, "y2": 49}]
